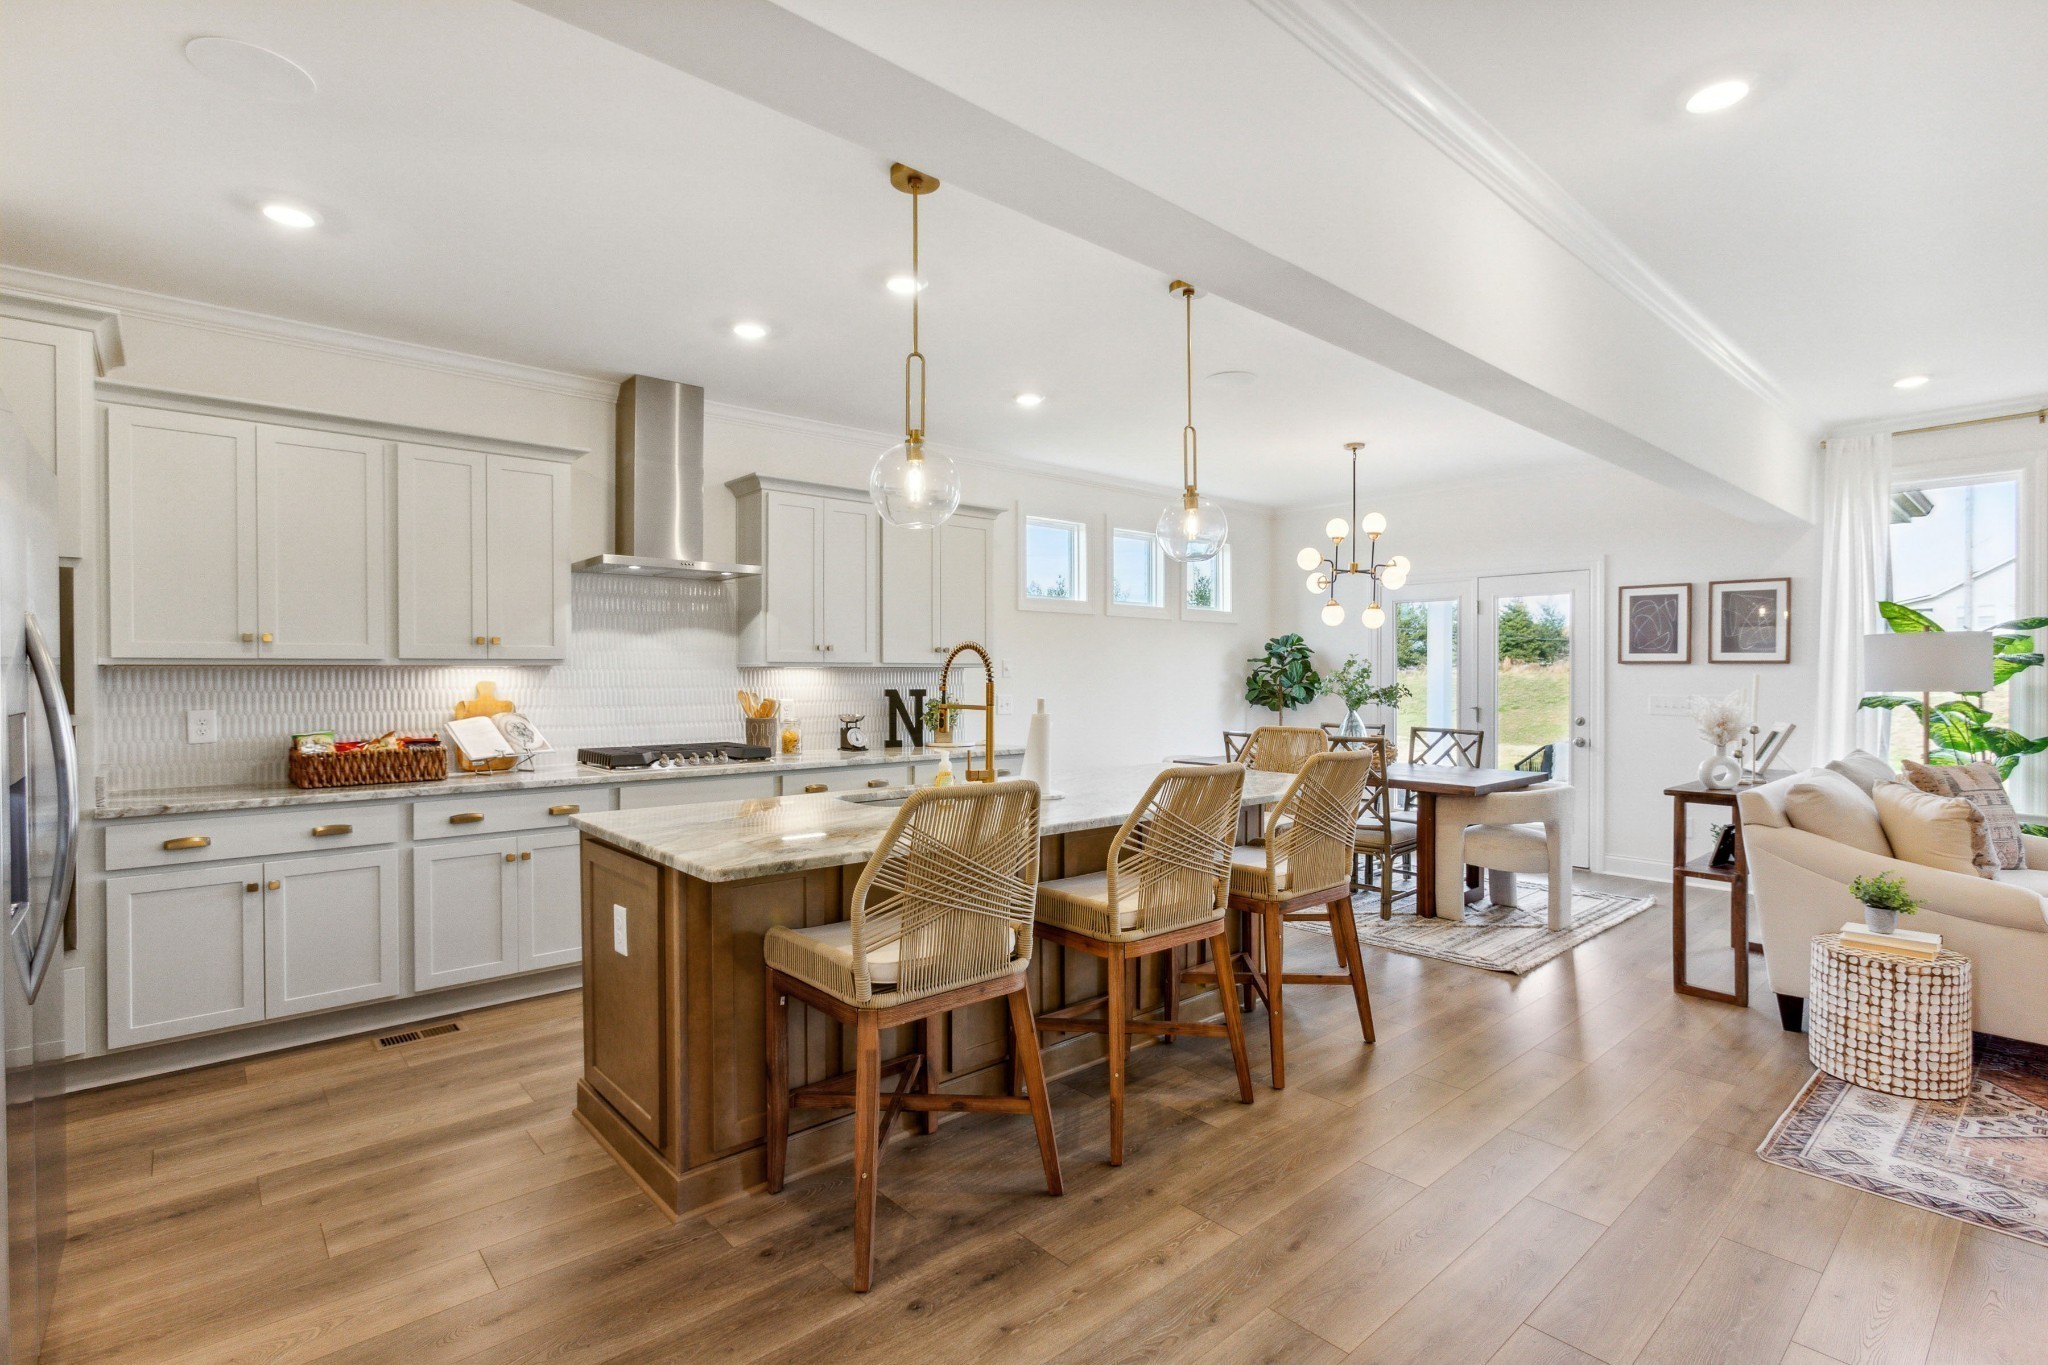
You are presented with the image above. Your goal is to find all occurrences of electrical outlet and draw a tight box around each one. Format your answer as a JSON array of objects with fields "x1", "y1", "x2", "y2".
[
  {"x1": 612, "y1": 904, "x2": 629, "y2": 956},
  {"x1": 186, "y1": 709, "x2": 219, "y2": 744},
  {"x1": 996, "y1": 696, "x2": 1015, "y2": 715}
]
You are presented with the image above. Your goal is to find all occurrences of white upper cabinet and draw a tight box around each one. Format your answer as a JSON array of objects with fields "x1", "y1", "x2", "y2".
[
  {"x1": 731, "y1": 477, "x2": 879, "y2": 667},
  {"x1": 0, "y1": 314, "x2": 99, "y2": 558},
  {"x1": 106, "y1": 406, "x2": 260, "y2": 659},
  {"x1": 256, "y1": 425, "x2": 389, "y2": 660},
  {"x1": 396, "y1": 444, "x2": 570, "y2": 663},
  {"x1": 879, "y1": 510, "x2": 996, "y2": 664},
  {"x1": 485, "y1": 454, "x2": 571, "y2": 661}
]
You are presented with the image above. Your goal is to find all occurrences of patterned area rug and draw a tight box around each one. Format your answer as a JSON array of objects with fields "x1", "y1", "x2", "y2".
[
  {"x1": 1759, "y1": 1036, "x2": 2048, "y2": 1247},
  {"x1": 1295, "y1": 877, "x2": 1655, "y2": 975}
]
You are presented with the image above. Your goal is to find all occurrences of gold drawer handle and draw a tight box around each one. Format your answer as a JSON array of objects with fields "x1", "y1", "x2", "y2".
[
  {"x1": 310, "y1": 823, "x2": 352, "y2": 837},
  {"x1": 867, "y1": 779, "x2": 890, "y2": 788},
  {"x1": 242, "y1": 632, "x2": 255, "y2": 643},
  {"x1": 803, "y1": 784, "x2": 828, "y2": 794},
  {"x1": 267, "y1": 880, "x2": 280, "y2": 891},
  {"x1": 519, "y1": 850, "x2": 531, "y2": 861},
  {"x1": 449, "y1": 812, "x2": 485, "y2": 824},
  {"x1": 547, "y1": 803, "x2": 580, "y2": 816},
  {"x1": 490, "y1": 635, "x2": 501, "y2": 645},
  {"x1": 504, "y1": 852, "x2": 517, "y2": 863},
  {"x1": 474, "y1": 635, "x2": 487, "y2": 646},
  {"x1": 244, "y1": 883, "x2": 259, "y2": 893},
  {"x1": 260, "y1": 632, "x2": 273, "y2": 644},
  {"x1": 162, "y1": 836, "x2": 211, "y2": 851}
]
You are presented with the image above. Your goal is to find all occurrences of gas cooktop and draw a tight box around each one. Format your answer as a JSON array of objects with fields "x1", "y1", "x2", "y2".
[{"x1": 577, "y1": 741, "x2": 773, "y2": 771}]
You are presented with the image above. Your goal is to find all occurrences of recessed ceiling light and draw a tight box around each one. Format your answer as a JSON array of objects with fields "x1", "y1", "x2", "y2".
[
  {"x1": 1893, "y1": 374, "x2": 1930, "y2": 390},
  {"x1": 885, "y1": 274, "x2": 926, "y2": 295},
  {"x1": 260, "y1": 202, "x2": 319, "y2": 230},
  {"x1": 1684, "y1": 78, "x2": 1752, "y2": 114},
  {"x1": 1014, "y1": 393, "x2": 1044, "y2": 408},
  {"x1": 731, "y1": 321, "x2": 769, "y2": 341},
  {"x1": 183, "y1": 36, "x2": 317, "y2": 103}
]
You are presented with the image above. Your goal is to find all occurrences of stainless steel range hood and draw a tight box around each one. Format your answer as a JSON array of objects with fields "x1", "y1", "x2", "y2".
[{"x1": 572, "y1": 376, "x2": 761, "y2": 580}]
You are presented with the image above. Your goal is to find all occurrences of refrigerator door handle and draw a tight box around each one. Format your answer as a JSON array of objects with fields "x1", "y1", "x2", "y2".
[{"x1": 18, "y1": 613, "x2": 75, "y2": 1003}]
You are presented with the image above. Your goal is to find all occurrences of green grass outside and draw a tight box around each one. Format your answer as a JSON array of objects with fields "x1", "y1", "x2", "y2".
[{"x1": 1396, "y1": 661, "x2": 1569, "y2": 766}]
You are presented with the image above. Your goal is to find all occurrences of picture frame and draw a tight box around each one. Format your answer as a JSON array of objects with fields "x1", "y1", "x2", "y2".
[
  {"x1": 1708, "y1": 577, "x2": 1792, "y2": 664},
  {"x1": 1617, "y1": 583, "x2": 1691, "y2": 663}
]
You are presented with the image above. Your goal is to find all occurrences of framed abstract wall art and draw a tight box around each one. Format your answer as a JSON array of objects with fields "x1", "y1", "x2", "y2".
[
  {"x1": 1708, "y1": 577, "x2": 1791, "y2": 663},
  {"x1": 1618, "y1": 583, "x2": 1691, "y2": 663}
]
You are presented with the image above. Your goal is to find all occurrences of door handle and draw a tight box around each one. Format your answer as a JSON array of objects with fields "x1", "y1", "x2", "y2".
[
  {"x1": 1574, "y1": 738, "x2": 1588, "y2": 748},
  {"x1": 19, "y1": 614, "x2": 75, "y2": 1004}
]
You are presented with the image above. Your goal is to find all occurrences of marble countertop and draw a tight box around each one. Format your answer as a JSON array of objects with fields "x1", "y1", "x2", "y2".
[
  {"x1": 94, "y1": 746, "x2": 1023, "y2": 820},
  {"x1": 572, "y1": 764, "x2": 1290, "y2": 882}
]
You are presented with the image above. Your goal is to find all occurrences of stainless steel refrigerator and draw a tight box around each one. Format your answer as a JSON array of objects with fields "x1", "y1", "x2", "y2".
[{"x1": 0, "y1": 389, "x2": 77, "y2": 1362}]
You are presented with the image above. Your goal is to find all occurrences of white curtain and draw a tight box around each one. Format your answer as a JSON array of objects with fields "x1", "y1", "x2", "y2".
[{"x1": 1815, "y1": 432, "x2": 1893, "y2": 759}]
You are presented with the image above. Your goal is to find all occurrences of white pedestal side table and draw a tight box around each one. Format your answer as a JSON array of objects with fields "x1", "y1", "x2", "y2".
[{"x1": 1808, "y1": 933, "x2": 1972, "y2": 1101}]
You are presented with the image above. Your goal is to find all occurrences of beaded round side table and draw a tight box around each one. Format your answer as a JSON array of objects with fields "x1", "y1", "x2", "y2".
[{"x1": 1808, "y1": 933, "x2": 1972, "y2": 1101}]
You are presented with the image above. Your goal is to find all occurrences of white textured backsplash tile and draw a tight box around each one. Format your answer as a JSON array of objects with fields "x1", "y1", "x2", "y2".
[{"x1": 99, "y1": 575, "x2": 945, "y2": 792}]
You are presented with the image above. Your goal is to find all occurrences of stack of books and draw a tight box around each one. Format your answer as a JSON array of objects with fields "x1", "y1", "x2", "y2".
[{"x1": 1839, "y1": 922, "x2": 1941, "y2": 959}]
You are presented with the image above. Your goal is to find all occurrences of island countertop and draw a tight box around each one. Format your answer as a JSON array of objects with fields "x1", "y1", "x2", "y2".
[{"x1": 571, "y1": 764, "x2": 1289, "y2": 882}]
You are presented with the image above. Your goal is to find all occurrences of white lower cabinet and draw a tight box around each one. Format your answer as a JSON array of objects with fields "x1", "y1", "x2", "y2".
[
  {"x1": 412, "y1": 837, "x2": 520, "y2": 990},
  {"x1": 519, "y1": 828, "x2": 583, "y2": 971},
  {"x1": 107, "y1": 862, "x2": 266, "y2": 1048},
  {"x1": 265, "y1": 850, "x2": 402, "y2": 1017}
]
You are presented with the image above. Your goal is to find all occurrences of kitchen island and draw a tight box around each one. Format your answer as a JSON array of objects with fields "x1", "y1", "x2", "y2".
[{"x1": 570, "y1": 765, "x2": 1290, "y2": 1216}]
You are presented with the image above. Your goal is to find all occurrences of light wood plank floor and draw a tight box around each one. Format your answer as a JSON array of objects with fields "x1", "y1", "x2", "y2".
[{"x1": 45, "y1": 877, "x2": 2048, "y2": 1363}]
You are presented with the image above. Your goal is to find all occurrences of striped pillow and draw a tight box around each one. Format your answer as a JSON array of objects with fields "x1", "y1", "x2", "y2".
[{"x1": 1902, "y1": 759, "x2": 2026, "y2": 871}]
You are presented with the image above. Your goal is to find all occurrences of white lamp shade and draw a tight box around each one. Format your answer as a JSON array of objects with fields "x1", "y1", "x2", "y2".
[
  {"x1": 1296, "y1": 546, "x2": 1322, "y2": 571},
  {"x1": 1863, "y1": 631, "x2": 1995, "y2": 693}
]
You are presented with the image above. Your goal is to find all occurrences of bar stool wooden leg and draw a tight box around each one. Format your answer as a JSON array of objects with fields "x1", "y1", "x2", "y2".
[
  {"x1": 1160, "y1": 943, "x2": 1180, "y2": 1044},
  {"x1": 1263, "y1": 907, "x2": 1286, "y2": 1089},
  {"x1": 1210, "y1": 932, "x2": 1254, "y2": 1103},
  {"x1": 1007, "y1": 984, "x2": 1064, "y2": 1195},
  {"x1": 914, "y1": 1015, "x2": 940, "y2": 1135},
  {"x1": 851, "y1": 1013, "x2": 882, "y2": 1293},
  {"x1": 1105, "y1": 942, "x2": 1130, "y2": 1165},
  {"x1": 1239, "y1": 906, "x2": 1259, "y2": 1015},
  {"x1": 764, "y1": 973, "x2": 790, "y2": 1194},
  {"x1": 1329, "y1": 895, "x2": 1375, "y2": 1043}
]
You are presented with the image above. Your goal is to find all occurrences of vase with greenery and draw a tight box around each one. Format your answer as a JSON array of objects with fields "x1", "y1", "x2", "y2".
[
  {"x1": 1244, "y1": 634, "x2": 1321, "y2": 723},
  {"x1": 922, "y1": 696, "x2": 958, "y2": 746},
  {"x1": 1859, "y1": 601, "x2": 2048, "y2": 830},
  {"x1": 1848, "y1": 869, "x2": 1922, "y2": 935},
  {"x1": 1319, "y1": 654, "x2": 1409, "y2": 736}
]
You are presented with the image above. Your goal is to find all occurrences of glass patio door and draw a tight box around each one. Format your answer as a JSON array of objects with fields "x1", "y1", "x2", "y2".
[
  {"x1": 1475, "y1": 570, "x2": 1590, "y2": 866},
  {"x1": 1382, "y1": 584, "x2": 1465, "y2": 761}
]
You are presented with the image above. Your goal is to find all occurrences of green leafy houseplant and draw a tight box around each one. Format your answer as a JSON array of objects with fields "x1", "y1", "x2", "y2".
[
  {"x1": 1320, "y1": 654, "x2": 1409, "y2": 712},
  {"x1": 1849, "y1": 870, "x2": 1921, "y2": 915},
  {"x1": 921, "y1": 696, "x2": 959, "y2": 740},
  {"x1": 1244, "y1": 634, "x2": 1321, "y2": 722}
]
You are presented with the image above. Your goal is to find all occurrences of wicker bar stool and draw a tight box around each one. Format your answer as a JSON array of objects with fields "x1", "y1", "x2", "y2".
[
  {"x1": 1032, "y1": 765, "x2": 1254, "y2": 1165},
  {"x1": 1352, "y1": 740, "x2": 1418, "y2": 920},
  {"x1": 1242, "y1": 724, "x2": 1331, "y2": 774},
  {"x1": 1186, "y1": 748, "x2": 1378, "y2": 1089},
  {"x1": 762, "y1": 780, "x2": 1058, "y2": 1292}
]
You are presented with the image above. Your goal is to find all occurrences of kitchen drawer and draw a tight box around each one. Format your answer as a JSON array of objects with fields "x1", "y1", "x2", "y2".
[
  {"x1": 411, "y1": 786, "x2": 618, "y2": 840},
  {"x1": 779, "y1": 765, "x2": 912, "y2": 796},
  {"x1": 105, "y1": 803, "x2": 406, "y2": 872},
  {"x1": 615, "y1": 773, "x2": 778, "y2": 810}
]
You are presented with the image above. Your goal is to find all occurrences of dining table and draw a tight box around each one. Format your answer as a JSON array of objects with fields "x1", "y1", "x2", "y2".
[{"x1": 1165, "y1": 751, "x2": 1550, "y2": 917}]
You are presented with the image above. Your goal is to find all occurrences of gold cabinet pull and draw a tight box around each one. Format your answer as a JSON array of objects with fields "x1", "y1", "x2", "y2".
[
  {"x1": 266, "y1": 880, "x2": 280, "y2": 891},
  {"x1": 519, "y1": 850, "x2": 531, "y2": 861},
  {"x1": 260, "y1": 632, "x2": 273, "y2": 644},
  {"x1": 803, "y1": 783, "x2": 827, "y2": 794},
  {"x1": 449, "y1": 812, "x2": 485, "y2": 824},
  {"x1": 162, "y1": 836, "x2": 211, "y2": 851},
  {"x1": 474, "y1": 635, "x2": 487, "y2": 646},
  {"x1": 241, "y1": 632, "x2": 255, "y2": 643},
  {"x1": 867, "y1": 778, "x2": 890, "y2": 788},
  {"x1": 504, "y1": 852, "x2": 517, "y2": 863},
  {"x1": 490, "y1": 635, "x2": 501, "y2": 645},
  {"x1": 244, "y1": 883, "x2": 259, "y2": 893},
  {"x1": 547, "y1": 803, "x2": 580, "y2": 816},
  {"x1": 310, "y1": 823, "x2": 352, "y2": 837}
]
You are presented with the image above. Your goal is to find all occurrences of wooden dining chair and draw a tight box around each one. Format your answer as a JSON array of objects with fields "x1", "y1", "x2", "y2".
[
  {"x1": 1242, "y1": 725, "x2": 1330, "y2": 774},
  {"x1": 762, "y1": 780, "x2": 1058, "y2": 1292},
  {"x1": 1406, "y1": 726, "x2": 1485, "y2": 769},
  {"x1": 1352, "y1": 740, "x2": 1418, "y2": 920},
  {"x1": 1222, "y1": 730, "x2": 1252, "y2": 762},
  {"x1": 1185, "y1": 749, "x2": 1378, "y2": 1089},
  {"x1": 1032, "y1": 765, "x2": 1253, "y2": 1164}
]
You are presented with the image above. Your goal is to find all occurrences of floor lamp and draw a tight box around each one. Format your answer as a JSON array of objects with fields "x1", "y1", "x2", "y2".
[{"x1": 1863, "y1": 630, "x2": 1995, "y2": 762}]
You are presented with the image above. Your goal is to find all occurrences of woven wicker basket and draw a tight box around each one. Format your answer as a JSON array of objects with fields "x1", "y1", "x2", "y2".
[{"x1": 288, "y1": 743, "x2": 448, "y2": 790}]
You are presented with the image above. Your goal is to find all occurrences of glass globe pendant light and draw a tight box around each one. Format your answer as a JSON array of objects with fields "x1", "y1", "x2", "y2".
[
  {"x1": 1296, "y1": 441, "x2": 1411, "y2": 629},
  {"x1": 1155, "y1": 281, "x2": 1228, "y2": 562},
  {"x1": 869, "y1": 164, "x2": 961, "y2": 529}
]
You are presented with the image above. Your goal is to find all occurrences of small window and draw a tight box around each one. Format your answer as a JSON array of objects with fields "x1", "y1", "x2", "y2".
[
  {"x1": 1183, "y1": 545, "x2": 1234, "y2": 618},
  {"x1": 1108, "y1": 526, "x2": 1167, "y2": 617},
  {"x1": 1022, "y1": 515, "x2": 1087, "y2": 608}
]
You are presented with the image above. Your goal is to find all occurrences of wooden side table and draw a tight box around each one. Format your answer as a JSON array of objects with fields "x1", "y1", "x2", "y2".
[
  {"x1": 1665, "y1": 774, "x2": 1789, "y2": 1009},
  {"x1": 1808, "y1": 934, "x2": 1972, "y2": 1100}
]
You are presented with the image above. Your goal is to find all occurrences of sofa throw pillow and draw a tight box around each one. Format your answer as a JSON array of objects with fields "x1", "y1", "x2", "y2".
[
  {"x1": 1902, "y1": 758, "x2": 2027, "y2": 870},
  {"x1": 1825, "y1": 749, "x2": 1897, "y2": 796},
  {"x1": 1874, "y1": 781, "x2": 1993, "y2": 879},
  {"x1": 1783, "y1": 770, "x2": 1891, "y2": 856}
]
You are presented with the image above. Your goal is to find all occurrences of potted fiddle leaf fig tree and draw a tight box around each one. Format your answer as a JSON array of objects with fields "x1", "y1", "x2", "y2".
[{"x1": 1244, "y1": 634, "x2": 1321, "y2": 723}]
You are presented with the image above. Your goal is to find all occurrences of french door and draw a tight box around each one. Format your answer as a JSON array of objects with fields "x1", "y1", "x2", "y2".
[{"x1": 1379, "y1": 570, "x2": 1594, "y2": 867}]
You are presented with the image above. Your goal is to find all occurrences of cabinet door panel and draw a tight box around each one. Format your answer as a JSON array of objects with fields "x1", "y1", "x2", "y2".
[
  {"x1": 265, "y1": 850, "x2": 401, "y2": 1016},
  {"x1": 820, "y1": 499, "x2": 878, "y2": 663},
  {"x1": 762, "y1": 492, "x2": 821, "y2": 663},
  {"x1": 412, "y1": 838, "x2": 519, "y2": 990},
  {"x1": 936, "y1": 517, "x2": 992, "y2": 648},
  {"x1": 106, "y1": 406, "x2": 258, "y2": 659},
  {"x1": 257, "y1": 425, "x2": 389, "y2": 659},
  {"x1": 0, "y1": 318, "x2": 92, "y2": 557},
  {"x1": 486, "y1": 455, "x2": 569, "y2": 661},
  {"x1": 519, "y1": 828, "x2": 582, "y2": 970},
  {"x1": 879, "y1": 523, "x2": 938, "y2": 665},
  {"x1": 106, "y1": 862, "x2": 265, "y2": 1048},
  {"x1": 395, "y1": 444, "x2": 488, "y2": 660},
  {"x1": 583, "y1": 841, "x2": 667, "y2": 1148}
]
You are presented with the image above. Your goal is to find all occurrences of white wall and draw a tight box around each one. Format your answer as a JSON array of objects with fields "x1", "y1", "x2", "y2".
[{"x1": 1274, "y1": 464, "x2": 1821, "y2": 879}]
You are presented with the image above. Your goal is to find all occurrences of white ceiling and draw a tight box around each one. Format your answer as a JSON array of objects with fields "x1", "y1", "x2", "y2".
[
  {"x1": 0, "y1": 0, "x2": 1588, "y2": 507},
  {"x1": 1356, "y1": 0, "x2": 2048, "y2": 425}
]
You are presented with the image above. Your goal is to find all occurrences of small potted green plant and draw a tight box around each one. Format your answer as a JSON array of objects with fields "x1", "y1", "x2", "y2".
[
  {"x1": 1244, "y1": 634, "x2": 1321, "y2": 723},
  {"x1": 1848, "y1": 870, "x2": 1922, "y2": 935},
  {"x1": 922, "y1": 696, "x2": 958, "y2": 746},
  {"x1": 1319, "y1": 655, "x2": 1409, "y2": 736}
]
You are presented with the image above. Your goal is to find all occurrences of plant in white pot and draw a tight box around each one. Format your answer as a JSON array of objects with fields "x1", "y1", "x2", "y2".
[
  {"x1": 1848, "y1": 870, "x2": 1922, "y2": 935},
  {"x1": 1692, "y1": 692, "x2": 1747, "y2": 790}
]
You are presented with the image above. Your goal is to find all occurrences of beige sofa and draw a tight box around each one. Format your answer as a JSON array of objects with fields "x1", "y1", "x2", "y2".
[{"x1": 1740, "y1": 770, "x2": 2048, "y2": 1043}]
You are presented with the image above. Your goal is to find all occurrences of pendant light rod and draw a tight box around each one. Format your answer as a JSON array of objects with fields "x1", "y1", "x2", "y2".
[
  {"x1": 1171, "y1": 279, "x2": 1199, "y2": 508},
  {"x1": 870, "y1": 164, "x2": 960, "y2": 530},
  {"x1": 892, "y1": 163, "x2": 938, "y2": 447}
]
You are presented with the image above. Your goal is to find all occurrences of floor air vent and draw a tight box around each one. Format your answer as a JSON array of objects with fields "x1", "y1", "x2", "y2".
[{"x1": 375, "y1": 1021, "x2": 462, "y2": 1049}]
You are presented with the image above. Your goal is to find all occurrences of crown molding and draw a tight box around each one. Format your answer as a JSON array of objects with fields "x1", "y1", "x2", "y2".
[
  {"x1": 0, "y1": 285, "x2": 125, "y2": 372},
  {"x1": 1826, "y1": 391, "x2": 2048, "y2": 441},
  {"x1": 1251, "y1": 0, "x2": 1806, "y2": 425},
  {"x1": 0, "y1": 266, "x2": 618, "y2": 403}
]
